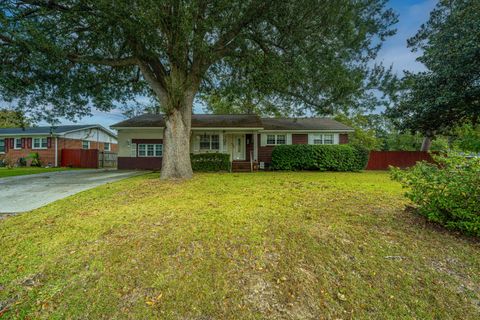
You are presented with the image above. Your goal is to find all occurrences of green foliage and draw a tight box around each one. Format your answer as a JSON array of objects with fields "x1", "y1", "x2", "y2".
[
  {"x1": 387, "y1": 0, "x2": 480, "y2": 136},
  {"x1": 191, "y1": 153, "x2": 231, "y2": 172},
  {"x1": 334, "y1": 113, "x2": 382, "y2": 150},
  {"x1": 271, "y1": 145, "x2": 369, "y2": 171},
  {"x1": 391, "y1": 153, "x2": 480, "y2": 237},
  {"x1": 452, "y1": 123, "x2": 480, "y2": 153},
  {"x1": 0, "y1": 1, "x2": 397, "y2": 121},
  {"x1": 0, "y1": 108, "x2": 30, "y2": 128},
  {"x1": 28, "y1": 152, "x2": 41, "y2": 167}
]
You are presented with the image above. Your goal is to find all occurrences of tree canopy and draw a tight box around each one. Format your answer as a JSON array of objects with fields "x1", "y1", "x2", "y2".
[
  {"x1": 387, "y1": 0, "x2": 480, "y2": 137},
  {"x1": 0, "y1": 108, "x2": 30, "y2": 128},
  {"x1": 0, "y1": 0, "x2": 397, "y2": 178}
]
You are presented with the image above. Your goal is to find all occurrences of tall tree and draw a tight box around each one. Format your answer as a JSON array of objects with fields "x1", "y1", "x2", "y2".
[
  {"x1": 0, "y1": 108, "x2": 30, "y2": 128},
  {"x1": 387, "y1": 0, "x2": 480, "y2": 151},
  {"x1": 0, "y1": 0, "x2": 396, "y2": 179}
]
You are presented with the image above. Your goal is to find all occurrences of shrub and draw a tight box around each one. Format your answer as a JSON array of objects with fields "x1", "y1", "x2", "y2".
[
  {"x1": 18, "y1": 157, "x2": 27, "y2": 167},
  {"x1": 28, "y1": 152, "x2": 41, "y2": 167},
  {"x1": 271, "y1": 144, "x2": 369, "y2": 171},
  {"x1": 391, "y1": 153, "x2": 480, "y2": 237},
  {"x1": 191, "y1": 153, "x2": 231, "y2": 172}
]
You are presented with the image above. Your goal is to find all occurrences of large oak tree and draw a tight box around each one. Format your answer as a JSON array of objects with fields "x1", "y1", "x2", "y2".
[{"x1": 0, "y1": 0, "x2": 396, "y2": 179}]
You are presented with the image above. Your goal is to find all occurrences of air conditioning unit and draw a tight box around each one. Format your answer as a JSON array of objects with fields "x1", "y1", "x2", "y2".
[{"x1": 259, "y1": 162, "x2": 265, "y2": 169}]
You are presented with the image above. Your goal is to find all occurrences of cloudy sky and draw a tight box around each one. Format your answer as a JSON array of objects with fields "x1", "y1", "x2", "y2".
[{"x1": 38, "y1": 0, "x2": 437, "y2": 129}]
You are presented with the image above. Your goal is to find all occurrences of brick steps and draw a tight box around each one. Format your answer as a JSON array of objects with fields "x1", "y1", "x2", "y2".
[{"x1": 232, "y1": 161, "x2": 258, "y2": 173}]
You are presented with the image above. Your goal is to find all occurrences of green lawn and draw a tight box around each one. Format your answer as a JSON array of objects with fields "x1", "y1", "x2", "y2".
[
  {"x1": 1, "y1": 172, "x2": 479, "y2": 319},
  {"x1": 0, "y1": 167, "x2": 72, "y2": 178}
]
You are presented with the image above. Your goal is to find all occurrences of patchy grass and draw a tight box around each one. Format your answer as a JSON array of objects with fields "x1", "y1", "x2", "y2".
[
  {"x1": 0, "y1": 167, "x2": 72, "y2": 179},
  {"x1": 0, "y1": 172, "x2": 479, "y2": 319}
]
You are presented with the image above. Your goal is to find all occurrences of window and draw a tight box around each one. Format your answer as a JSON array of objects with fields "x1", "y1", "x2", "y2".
[
  {"x1": 323, "y1": 134, "x2": 333, "y2": 144},
  {"x1": 267, "y1": 135, "x2": 276, "y2": 145},
  {"x1": 33, "y1": 137, "x2": 48, "y2": 149},
  {"x1": 0, "y1": 139, "x2": 4, "y2": 153},
  {"x1": 104, "y1": 142, "x2": 111, "y2": 152},
  {"x1": 14, "y1": 138, "x2": 22, "y2": 149},
  {"x1": 82, "y1": 140, "x2": 90, "y2": 149},
  {"x1": 138, "y1": 144, "x2": 162, "y2": 157},
  {"x1": 311, "y1": 134, "x2": 334, "y2": 145},
  {"x1": 199, "y1": 134, "x2": 220, "y2": 150},
  {"x1": 266, "y1": 134, "x2": 287, "y2": 145}
]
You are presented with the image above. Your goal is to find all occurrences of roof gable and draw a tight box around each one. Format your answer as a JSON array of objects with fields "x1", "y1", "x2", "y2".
[{"x1": 0, "y1": 124, "x2": 117, "y2": 137}]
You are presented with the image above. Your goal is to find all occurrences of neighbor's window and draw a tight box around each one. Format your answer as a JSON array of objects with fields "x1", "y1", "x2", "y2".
[
  {"x1": 138, "y1": 144, "x2": 162, "y2": 157},
  {"x1": 0, "y1": 139, "x2": 4, "y2": 153},
  {"x1": 199, "y1": 134, "x2": 220, "y2": 150},
  {"x1": 104, "y1": 142, "x2": 111, "y2": 152},
  {"x1": 266, "y1": 134, "x2": 287, "y2": 145},
  {"x1": 33, "y1": 137, "x2": 48, "y2": 149},
  {"x1": 82, "y1": 140, "x2": 90, "y2": 149},
  {"x1": 14, "y1": 138, "x2": 22, "y2": 149}
]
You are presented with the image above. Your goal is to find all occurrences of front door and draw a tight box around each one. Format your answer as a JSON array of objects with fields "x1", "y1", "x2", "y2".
[{"x1": 232, "y1": 134, "x2": 245, "y2": 160}]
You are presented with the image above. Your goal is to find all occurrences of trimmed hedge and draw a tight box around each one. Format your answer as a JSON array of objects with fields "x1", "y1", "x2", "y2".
[
  {"x1": 271, "y1": 144, "x2": 369, "y2": 171},
  {"x1": 191, "y1": 153, "x2": 231, "y2": 172}
]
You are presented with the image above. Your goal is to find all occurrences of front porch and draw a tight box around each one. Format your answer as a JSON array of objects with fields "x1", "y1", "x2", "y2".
[{"x1": 190, "y1": 131, "x2": 259, "y2": 172}]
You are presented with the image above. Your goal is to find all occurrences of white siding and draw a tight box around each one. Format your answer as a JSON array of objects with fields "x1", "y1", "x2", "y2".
[
  {"x1": 117, "y1": 129, "x2": 163, "y2": 157},
  {"x1": 63, "y1": 128, "x2": 117, "y2": 144}
]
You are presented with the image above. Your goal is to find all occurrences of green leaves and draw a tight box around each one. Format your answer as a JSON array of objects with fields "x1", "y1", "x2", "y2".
[
  {"x1": 271, "y1": 145, "x2": 369, "y2": 171},
  {"x1": 191, "y1": 153, "x2": 231, "y2": 172},
  {"x1": 391, "y1": 152, "x2": 480, "y2": 237}
]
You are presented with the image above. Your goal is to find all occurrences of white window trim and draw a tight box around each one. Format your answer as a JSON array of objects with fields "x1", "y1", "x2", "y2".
[
  {"x1": 104, "y1": 142, "x2": 111, "y2": 152},
  {"x1": 308, "y1": 133, "x2": 338, "y2": 145},
  {"x1": 14, "y1": 138, "x2": 22, "y2": 149},
  {"x1": 0, "y1": 139, "x2": 5, "y2": 154},
  {"x1": 32, "y1": 137, "x2": 48, "y2": 150},
  {"x1": 138, "y1": 143, "x2": 163, "y2": 157},
  {"x1": 198, "y1": 134, "x2": 220, "y2": 151},
  {"x1": 266, "y1": 134, "x2": 287, "y2": 146},
  {"x1": 82, "y1": 140, "x2": 90, "y2": 149}
]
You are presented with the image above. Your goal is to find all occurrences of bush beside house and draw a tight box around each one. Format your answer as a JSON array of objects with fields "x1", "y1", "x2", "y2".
[
  {"x1": 191, "y1": 153, "x2": 231, "y2": 172},
  {"x1": 271, "y1": 145, "x2": 369, "y2": 171},
  {"x1": 391, "y1": 153, "x2": 480, "y2": 237}
]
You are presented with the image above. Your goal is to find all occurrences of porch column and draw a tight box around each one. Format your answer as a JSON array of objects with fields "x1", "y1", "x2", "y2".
[
  {"x1": 253, "y1": 131, "x2": 258, "y2": 161},
  {"x1": 219, "y1": 131, "x2": 224, "y2": 153}
]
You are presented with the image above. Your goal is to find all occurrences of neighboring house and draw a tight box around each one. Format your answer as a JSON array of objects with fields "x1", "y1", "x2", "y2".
[
  {"x1": 0, "y1": 125, "x2": 118, "y2": 167},
  {"x1": 111, "y1": 114, "x2": 353, "y2": 171}
]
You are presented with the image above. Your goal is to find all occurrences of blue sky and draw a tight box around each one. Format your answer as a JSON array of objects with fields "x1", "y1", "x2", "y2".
[{"x1": 38, "y1": 0, "x2": 437, "y2": 129}]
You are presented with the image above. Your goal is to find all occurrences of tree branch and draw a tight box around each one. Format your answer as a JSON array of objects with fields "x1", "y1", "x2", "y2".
[{"x1": 66, "y1": 54, "x2": 138, "y2": 67}]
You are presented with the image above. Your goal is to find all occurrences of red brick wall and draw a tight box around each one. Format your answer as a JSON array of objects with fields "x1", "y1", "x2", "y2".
[
  {"x1": 1, "y1": 137, "x2": 118, "y2": 167},
  {"x1": 292, "y1": 134, "x2": 308, "y2": 144},
  {"x1": 339, "y1": 134, "x2": 349, "y2": 144},
  {"x1": 3, "y1": 137, "x2": 56, "y2": 166}
]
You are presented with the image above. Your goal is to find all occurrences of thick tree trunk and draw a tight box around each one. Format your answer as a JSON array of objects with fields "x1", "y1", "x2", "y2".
[
  {"x1": 161, "y1": 102, "x2": 193, "y2": 180},
  {"x1": 420, "y1": 136, "x2": 432, "y2": 151}
]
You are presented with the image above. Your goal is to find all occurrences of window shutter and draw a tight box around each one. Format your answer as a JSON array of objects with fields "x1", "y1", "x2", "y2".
[
  {"x1": 286, "y1": 133, "x2": 292, "y2": 145},
  {"x1": 260, "y1": 134, "x2": 267, "y2": 147},
  {"x1": 27, "y1": 138, "x2": 32, "y2": 148},
  {"x1": 21, "y1": 138, "x2": 25, "y2": 148},
  {"x1": 130, "y1": 143, "x2": 137, "y2": 157},
  {"x1": 9, "y1": 138, "x2": 14, "y2": 149},
  {"x1": 4, "y1": 139, "x2": 8, "y2": 152},
  {"x1": 333, "y1": 133, "x2": 339, "y2": 144},
  {"x1": 193, "y1": 135, "x2": 200, "y2": 152},
  {"x1": 47, "y1": 137, "x2": 52, "y2": 148}
]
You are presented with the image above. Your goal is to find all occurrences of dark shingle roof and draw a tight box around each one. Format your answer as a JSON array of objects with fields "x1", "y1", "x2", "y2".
[
  {"x1": 261, "y1": 118, "x2": 353, "y2": 131},
  {"x1": 0, "y1": 124, "x2": 111, "y2": 135},
  {"x1": 111, "y1": 114, "x2": 353, "y2": 131},
  {"x1": 112, "y1": 114, "x2": 264, "y2": 128}
]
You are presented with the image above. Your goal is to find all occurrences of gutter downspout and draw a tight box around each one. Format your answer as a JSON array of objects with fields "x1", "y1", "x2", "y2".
[{"x1": 54, "y1": 137, "x2": 58, "y2": 167}]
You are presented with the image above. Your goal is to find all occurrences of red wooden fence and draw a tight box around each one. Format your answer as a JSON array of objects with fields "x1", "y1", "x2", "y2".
[
  {"x1": 366, "y1": 151, "x2": 434, "y2": 170},
  {"x1": 61, "y1": 149, "x2": 99, "y2": 168}
]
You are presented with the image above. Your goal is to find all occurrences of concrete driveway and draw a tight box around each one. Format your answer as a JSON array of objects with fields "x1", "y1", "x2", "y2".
[{"x1": 0, "y1": 169, "x2": 146, "y2": 213}]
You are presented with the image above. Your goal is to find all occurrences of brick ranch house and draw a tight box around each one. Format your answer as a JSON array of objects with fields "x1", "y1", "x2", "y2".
[
  {"x1": 0, "y1": 125, "x2": 117, "y2": 167},
  {"x1": 111, "y1": 114, "x2": 353, "y2": 171}
]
